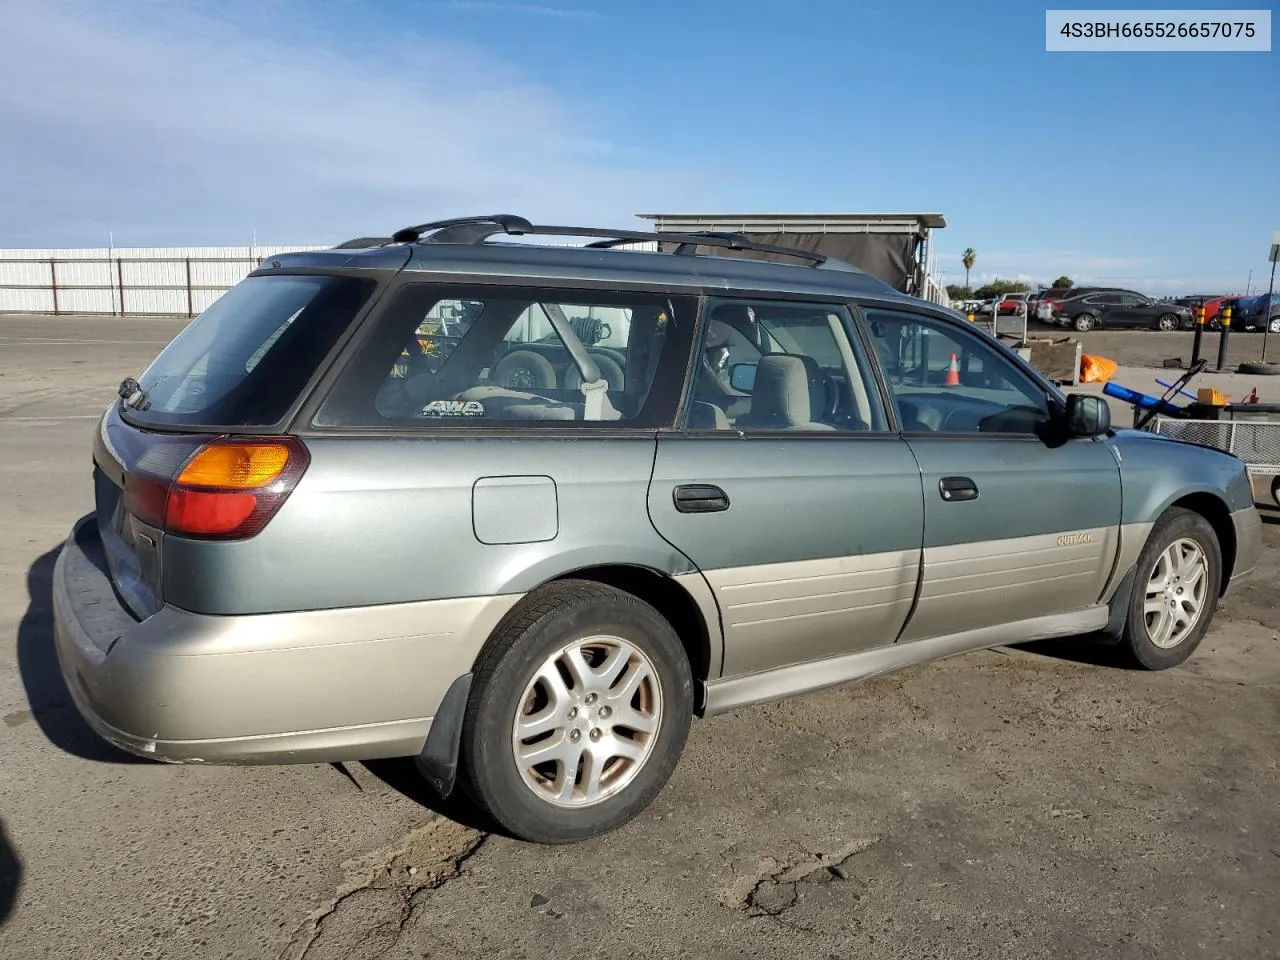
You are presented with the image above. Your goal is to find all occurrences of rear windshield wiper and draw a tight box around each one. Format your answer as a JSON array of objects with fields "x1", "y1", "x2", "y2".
[{"x1": 118, "y1": 377, "x2": 149, "y2": 410}]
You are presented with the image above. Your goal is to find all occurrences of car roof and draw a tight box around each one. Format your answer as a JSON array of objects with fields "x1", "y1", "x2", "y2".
[{"x1": 257, "y1": 214, "x2": 935, "y2": 314}]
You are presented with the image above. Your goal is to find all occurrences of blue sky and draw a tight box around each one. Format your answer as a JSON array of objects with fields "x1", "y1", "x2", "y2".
[{"x1": 1, "y1": 0, "x2": 1276, "y2": 295}]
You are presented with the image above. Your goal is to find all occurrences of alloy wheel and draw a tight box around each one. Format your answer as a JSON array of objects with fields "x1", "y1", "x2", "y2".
[
  {"x1": 1143, "y1": 538, "x2": 1209, "y2": 649},
  {"x1": 511, "y1": 635, "x2": 662, "y2": 808}
]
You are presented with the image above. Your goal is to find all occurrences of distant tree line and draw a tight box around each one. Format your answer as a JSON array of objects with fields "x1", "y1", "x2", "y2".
[{"x1": 946, "y1": 275, "x2": 1074, "y2": 301}]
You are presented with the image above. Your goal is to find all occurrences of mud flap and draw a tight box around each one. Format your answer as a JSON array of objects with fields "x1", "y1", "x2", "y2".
[
  {"x1": 1095, "y1": 566, "x2": 1136, "y2": 645},
  {"x1": 414, "y1": 673, "x2": 472, "y2": 798}
]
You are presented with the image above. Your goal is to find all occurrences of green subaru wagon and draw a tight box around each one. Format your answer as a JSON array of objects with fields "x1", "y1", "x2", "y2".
[{"x1": 52, "y1": 216, "x2": 1263, "y2": 843}]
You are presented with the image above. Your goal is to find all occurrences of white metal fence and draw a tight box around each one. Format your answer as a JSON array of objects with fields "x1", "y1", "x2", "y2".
[{"x1": 0, "y1": 245, "x2": 327, "y2": 317}]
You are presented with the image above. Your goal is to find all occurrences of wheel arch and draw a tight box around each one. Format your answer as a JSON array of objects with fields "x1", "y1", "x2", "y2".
[
  {"x1": 1167, "y1": 491, "x2": 1237, "y2": 596},
  {"x1": 543, "y1": 563, "x2": 722, "y2": 704},
  {"x1": 418, "y1": 561, "x2": 722, "y2": 799}
]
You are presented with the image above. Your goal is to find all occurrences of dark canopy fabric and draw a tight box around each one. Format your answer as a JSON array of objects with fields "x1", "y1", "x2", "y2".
[
  {"x1": 661, "y1": 230, "x2": 922, "y2": 294},
  {"x1": 741, "y1": 231, "x2": 921, "y2": 293}
]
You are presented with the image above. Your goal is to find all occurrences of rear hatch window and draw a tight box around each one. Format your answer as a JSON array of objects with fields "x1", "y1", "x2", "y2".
[{"x1": 124, "y1": 274, "x2": 376, "y2": 429}]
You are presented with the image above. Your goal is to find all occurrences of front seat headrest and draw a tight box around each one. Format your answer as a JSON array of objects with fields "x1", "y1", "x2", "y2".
[{"x1": 737, "y1": 354, "x2": 835, "y2": 431}]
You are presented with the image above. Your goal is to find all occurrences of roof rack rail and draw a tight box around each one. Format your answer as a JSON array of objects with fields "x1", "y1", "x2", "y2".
[{"x1": 386, "y1": 214, "x2": 832, "y2": 267}]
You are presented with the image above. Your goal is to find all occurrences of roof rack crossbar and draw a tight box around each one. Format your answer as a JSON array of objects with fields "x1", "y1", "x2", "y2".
[
  {"x1": 386, "y1": 215, "x2": 830, "y2": 267},
  {"x1": 391, "y1": 214, "x2": 534, "y2": 244}
]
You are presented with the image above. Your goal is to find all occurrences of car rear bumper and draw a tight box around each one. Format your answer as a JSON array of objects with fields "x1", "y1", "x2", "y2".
[{"x1": 52, "y1": 515, "x2": 520, "y2": 764}]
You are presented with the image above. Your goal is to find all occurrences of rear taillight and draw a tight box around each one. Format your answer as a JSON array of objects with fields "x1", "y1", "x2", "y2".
[{"x1": 124, "y1": 436, "x2": 309, "y2": 540}]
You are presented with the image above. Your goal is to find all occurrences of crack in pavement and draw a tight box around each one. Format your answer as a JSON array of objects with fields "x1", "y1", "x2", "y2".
[
  {"x1": 725, "y1": 837, "x2": 880, "y2": 925},
  {"x1": 276, "y1": 818, "x2": 487, "y2": 960}
]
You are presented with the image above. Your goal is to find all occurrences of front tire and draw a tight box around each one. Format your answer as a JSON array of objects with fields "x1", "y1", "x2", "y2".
[
  {"x1": 1156, "y1": 313, "x2": 1179, "y2": 332},
  {"x1": 1121, "y1": 508, "x2": 1222, "y2": 670},
  {"x1": 1073, "y1": 313, "x2": 1096, "y2": 332},
  {"x1": 457, "y1": 579, "x2": 693, "y2": 844}
]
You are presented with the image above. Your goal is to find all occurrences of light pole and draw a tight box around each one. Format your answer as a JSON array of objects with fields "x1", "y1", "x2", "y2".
[{"x1": 1263, "y1": 231, "x2": 1279, "y2": 363}]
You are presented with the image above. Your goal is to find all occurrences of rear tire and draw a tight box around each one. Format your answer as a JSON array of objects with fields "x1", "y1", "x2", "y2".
[
  {"x1": 457, "y1": 579, "x2": 693, "y2": 844},
  {"x1": 1121, "y1": 508, "x2": 1222, "y2": 670},
  {"x1": 1073, "y1": 314, "x2": 1096, "y2": 332}
]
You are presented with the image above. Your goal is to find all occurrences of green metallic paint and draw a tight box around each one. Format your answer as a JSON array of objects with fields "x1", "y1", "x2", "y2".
[
  {"x1": 648, "y1": 435, "x2": 927, "y2": 673},
  {"x1": 648, "y1": 436, "x2": 926, "y2": 568},
  {"x1": 1110, "y1": 429, "x2": 1255, "y2": 523},
  {"x1": 905, "y1": 435, "x2": 1123, "y2": 548}
]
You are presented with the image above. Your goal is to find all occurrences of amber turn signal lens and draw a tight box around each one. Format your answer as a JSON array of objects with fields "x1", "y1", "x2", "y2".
[{"x1": 177, "y1": 442, "x2": 292, "y2": 489}]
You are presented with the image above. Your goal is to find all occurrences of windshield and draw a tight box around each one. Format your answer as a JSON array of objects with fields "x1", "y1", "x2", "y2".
[{"x1": 128, "y1": 274, "x2": 375, "y2": 428}]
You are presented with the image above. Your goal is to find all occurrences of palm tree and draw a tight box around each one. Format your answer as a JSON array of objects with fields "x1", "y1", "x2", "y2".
[{"x1": 962, "y1": 248, "x2": 976, "y2": 292}]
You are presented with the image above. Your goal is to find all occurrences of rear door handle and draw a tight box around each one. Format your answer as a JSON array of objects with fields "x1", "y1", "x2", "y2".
[
  {"x1": 939, "y1": 476, "x2": 979, "y2": 502},
  {"x1": 673, "y1": 484, "x2": 730, "y2": 513}
]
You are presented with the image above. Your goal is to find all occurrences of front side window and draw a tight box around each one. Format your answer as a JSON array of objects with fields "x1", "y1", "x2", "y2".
[
  {"x1": 314, "y1": 284, "x2": 695, "y2": 428},
  {"x1": 686, "y1": 298, "x2": 887, "y2": 432},
  {"x1": 863, "y1": 308, "x2": 1052, "y2": 435}
]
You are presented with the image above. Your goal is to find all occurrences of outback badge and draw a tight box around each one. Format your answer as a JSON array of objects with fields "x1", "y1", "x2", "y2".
[{"x1": 1057, "y1": 531, "x2": 1094, "y2": 546}]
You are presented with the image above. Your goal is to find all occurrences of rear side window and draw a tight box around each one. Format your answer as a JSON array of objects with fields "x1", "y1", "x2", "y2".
[
  {"x1": 127, "y1": 274, "x2": 375, "y2": 428},
  {"x1": 314, "y1": 283, "x2": 697, "y2": 429}
]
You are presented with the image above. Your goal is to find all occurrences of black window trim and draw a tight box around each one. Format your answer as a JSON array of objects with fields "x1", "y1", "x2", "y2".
[
  {"x1": 852, "y1": 302, "x2": 1064, "y2": 442},
  {"x1": 298, "y1": 276, "x2": 701, "y2": 436},
  {"x1": 671, "y1": 294, "x2": 897, "y2": 440}
]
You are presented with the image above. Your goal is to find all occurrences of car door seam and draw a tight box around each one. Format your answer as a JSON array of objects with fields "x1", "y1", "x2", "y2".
[
  {"x1": 891, "y1": 436, "x2": 928, "y2": 644},
  {"x1": 643, "y1": 434, "x2": 728, "y2": 679}
]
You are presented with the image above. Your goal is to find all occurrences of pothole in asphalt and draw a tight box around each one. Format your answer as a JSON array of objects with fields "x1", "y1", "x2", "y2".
[
  {"x1": 724, "y1": 837, "x2": 880, "y2": 921},
  {"x1": 276, "y1": 817, "x2": 486, "y2": 960}
]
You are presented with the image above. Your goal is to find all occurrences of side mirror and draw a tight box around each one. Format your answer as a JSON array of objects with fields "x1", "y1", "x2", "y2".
[
  {"x1": 729, "y1": 362, "x2": 757, "y2": 392},
  {"x1": 1064, "y1": 393, "x2": 1110, "y2": 437}
]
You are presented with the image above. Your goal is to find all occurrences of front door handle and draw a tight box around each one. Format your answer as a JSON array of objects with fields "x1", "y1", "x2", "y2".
[
  {"x1": 673, "y1": 484, "x2": 730, "y2": 513},
  {"x1": 939, "y1": 476, "x2": 979, "y2": 502}
]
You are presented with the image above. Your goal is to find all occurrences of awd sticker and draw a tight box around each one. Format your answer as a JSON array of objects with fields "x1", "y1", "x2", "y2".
[{"x1": 422, "y1": 400, "x2": 485, "y2": 418}]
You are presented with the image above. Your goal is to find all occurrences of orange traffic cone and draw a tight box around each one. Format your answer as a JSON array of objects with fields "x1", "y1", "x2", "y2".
[{"x1": 944, "y1": 353, "x2": 960, "y2": 386}]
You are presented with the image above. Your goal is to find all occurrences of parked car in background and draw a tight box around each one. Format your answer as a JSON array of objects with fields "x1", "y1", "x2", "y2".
[
  {"x1": 1234, "y1": 292, "x2": 1280, "y2": 333},
  {"x1": 1032, "y1": 288, "x2": 1074, "y2": 322},
  {"x1": 1173, "y1": 294, "x2": 1228, "y2": 326},
  {"x1": 997, "y1": 292, "x2": 1029, "y2": 316},
  {"x1": 1212, "y1": 295, "x2": 1253, "y2": 330},
  {"x1": 1053, "y1": 289, "x2": 1192, "y2": 332}
]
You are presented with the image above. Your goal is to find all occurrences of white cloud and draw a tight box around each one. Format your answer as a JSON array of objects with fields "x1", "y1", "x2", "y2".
[{"x1": 0, "y1": 0, "x2": 700, "y2": 246}]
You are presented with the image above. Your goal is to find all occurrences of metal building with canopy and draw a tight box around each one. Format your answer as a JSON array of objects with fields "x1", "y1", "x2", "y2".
[{"x1": 636, "y1": 212, "x2": 949, "y2": 306}]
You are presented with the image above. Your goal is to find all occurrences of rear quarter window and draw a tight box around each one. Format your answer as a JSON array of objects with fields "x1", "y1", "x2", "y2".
[{"x1": 127, "y1": 274, "x2": 375, "y2": 428}]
